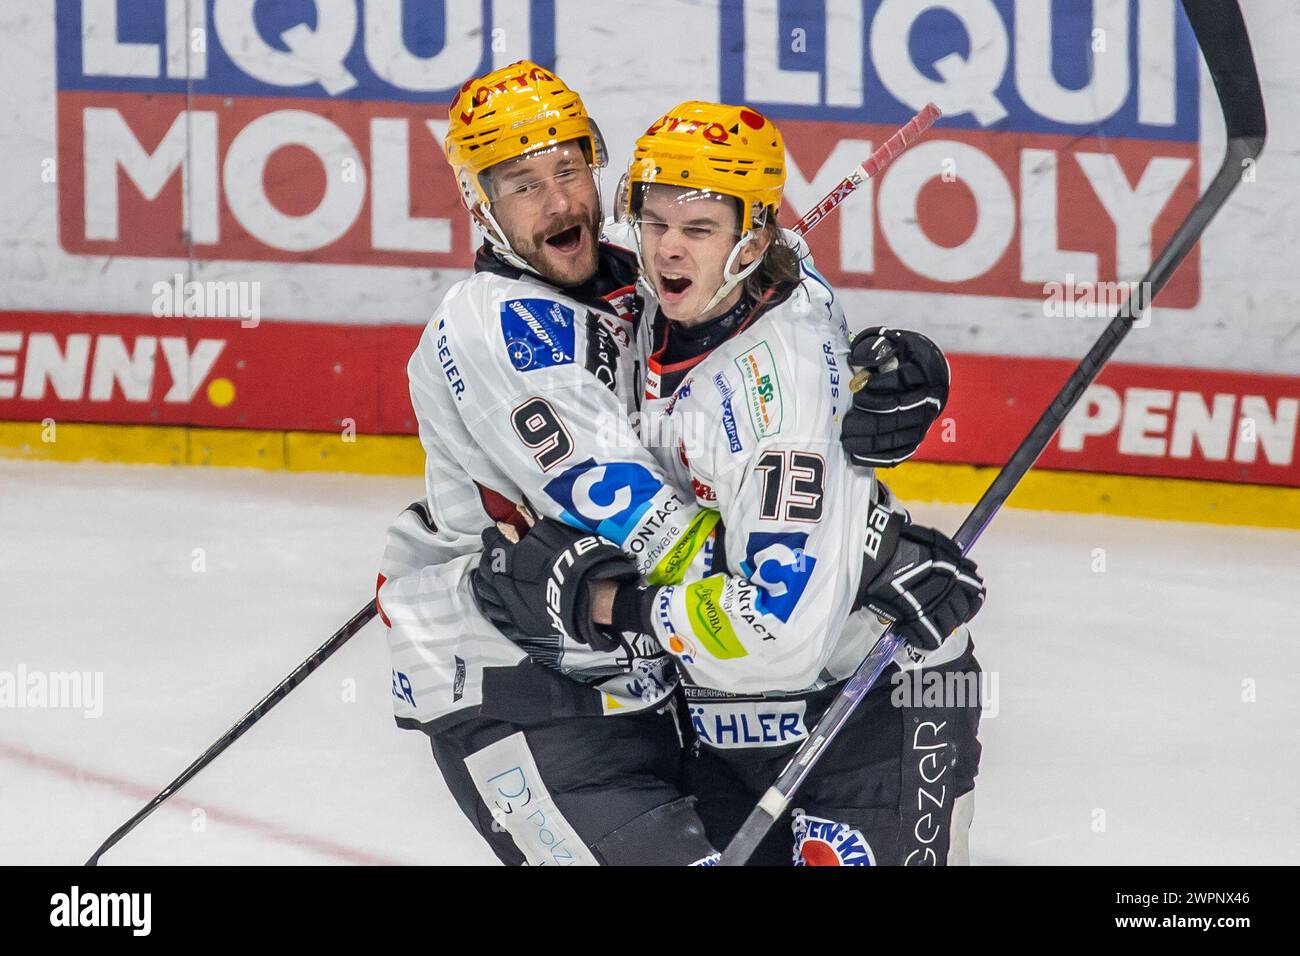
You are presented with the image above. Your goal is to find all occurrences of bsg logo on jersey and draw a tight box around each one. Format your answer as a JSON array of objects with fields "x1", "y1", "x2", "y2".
[
  {"x1": 54, "y1": 0, "x2": 556, "y2": 267},
  {"x1": 722, "y1": 1, "x2": 1202, "y2": 307},
  {"x1": 543, "y1": 458, "x2": 665, "y2": 546}
]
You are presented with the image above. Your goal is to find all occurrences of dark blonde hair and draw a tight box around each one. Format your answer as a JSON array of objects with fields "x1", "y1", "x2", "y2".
[{"x1": 743, "y1": 215, "x2": 803, "y2": 301}]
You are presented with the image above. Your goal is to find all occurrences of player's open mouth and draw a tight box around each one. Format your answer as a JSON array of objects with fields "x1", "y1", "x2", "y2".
[
  {"x1": 544, "y1": 225, "x2": 583, "y2": 253},
  {"x1": 659, "y1": 272, "x2": 692, "y2": 299}
]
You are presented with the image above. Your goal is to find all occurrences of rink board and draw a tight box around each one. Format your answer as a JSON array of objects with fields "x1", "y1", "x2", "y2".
[
  {"x1": 3, "y1": 2, "x2": 1299, "y2": 520},
  {"x1": 2, "y1": 308, "x2": 1296, "y2": 488},
  {"x1": 2, "y1": 415, "x2": 1298, "y2": 530}
]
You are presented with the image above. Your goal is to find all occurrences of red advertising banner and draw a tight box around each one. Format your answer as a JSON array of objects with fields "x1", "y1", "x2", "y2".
[
  {"x1": 782, "y1": 121, "x2": 1201, "y2": 308},
  {"x1": 0, "y1": 311, "x2": 420, "y2": 435},
  {"x1": 2, "y1": 311, "x2": 1296, "y2": 488},
  {"x1": 927, "y1": 355, "x2": 1298, "y2": 486}
]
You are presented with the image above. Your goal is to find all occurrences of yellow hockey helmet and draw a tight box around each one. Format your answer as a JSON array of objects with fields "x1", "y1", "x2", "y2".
[
  {"x1": 445, "y1": 60, "x2": 607, "y2": 210},
  {"x1": 627, "y1": 101, "x2": 785, "y2": 232}
]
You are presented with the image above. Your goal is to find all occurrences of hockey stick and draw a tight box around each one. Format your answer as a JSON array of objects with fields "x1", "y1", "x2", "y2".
[
  {"x1": 720, "y1": 0, "x2": 1267, "y2": 865},
  {"x1": 791, "y1": 102, "x2": 941, "y2": 237},
  {"x1": 85, "y1": 599, "x2": 378, "y2": 865}
]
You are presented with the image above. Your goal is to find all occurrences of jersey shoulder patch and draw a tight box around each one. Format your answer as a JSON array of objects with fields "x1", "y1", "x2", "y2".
[
  {"x1": 732, "y1": 339, "x2": 784, "y2": 440},
  {"x1": 498, "y1": 297, "x2": 577, "y2": 373},
  {"x1": 712, "y1": 369, "x2": 747, "y2": 456}
]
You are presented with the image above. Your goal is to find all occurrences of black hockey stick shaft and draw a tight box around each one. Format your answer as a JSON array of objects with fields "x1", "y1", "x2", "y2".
[
  {"x1": 720, "y1": 0, "x2": 1266, "y2": 865},
  {"x1": 85, "y1": 600, "x2": 379, "y2": 865}
]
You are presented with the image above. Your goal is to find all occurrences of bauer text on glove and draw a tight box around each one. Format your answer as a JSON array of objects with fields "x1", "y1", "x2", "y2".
[
  {"x1": 854, "y1": 502, "x2": 985, "y2": 651},
  {"x1": 472, "y1": 517, "x2": 643, "y2": 653}
]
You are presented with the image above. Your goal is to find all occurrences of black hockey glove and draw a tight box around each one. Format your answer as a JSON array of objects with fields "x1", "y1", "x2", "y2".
[
  {"x1": 472, "y1": 517, "x2": 642, "y2": 653},
  {"x1": 855, "y1": 501, "x2": 985, "y2": 651},
  {"x1": 841, "y1": 327, "x2": 950, "y2": 467}
]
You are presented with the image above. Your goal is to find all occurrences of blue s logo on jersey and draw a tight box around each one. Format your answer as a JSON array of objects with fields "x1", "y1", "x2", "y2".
[
  {"x1": 544, "y1": 458, "x2": 664, "y2": 545},
  {"x1": 500, "y1": 298, "x2": 576, "y2": 372},
  {"x1": 741, "y1": 532, "x2": 816, "y2": 623}
]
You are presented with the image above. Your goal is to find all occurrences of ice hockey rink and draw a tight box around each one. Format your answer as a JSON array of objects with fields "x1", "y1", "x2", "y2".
[{"x1": 2, "y1": 457, "x2": 1297, "y2": 866}]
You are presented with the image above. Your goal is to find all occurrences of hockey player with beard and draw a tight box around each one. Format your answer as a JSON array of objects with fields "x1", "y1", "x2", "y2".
[
  {"x1": 377, "y1": 60, "x2": 960, "y2": 866},
  {"x1": 472, "y1": 102, "x2": 987, "y2": 866},
  {"x1": 376, "y1": 61, "x2": 718, "y2": 865}
]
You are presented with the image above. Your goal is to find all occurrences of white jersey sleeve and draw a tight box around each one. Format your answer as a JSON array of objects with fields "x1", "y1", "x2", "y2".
[{"x1": 377, "y1": 498, "x2": 524, "y2": 728}]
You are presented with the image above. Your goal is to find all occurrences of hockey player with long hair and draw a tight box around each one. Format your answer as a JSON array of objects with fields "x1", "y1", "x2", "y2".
[{"x1": 473, "y1": 101, "x2": 987, "y2": 865}]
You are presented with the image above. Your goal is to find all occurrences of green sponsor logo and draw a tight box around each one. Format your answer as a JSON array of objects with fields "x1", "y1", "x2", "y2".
[
  {"x1": 685, "y1": 576, "x2": 748, "y2": 660},
  {"x1": 734, "y1": 342, "x2": 782, "y2": 438},
  {"x1": 648, "y1": 510, "x2": 720, "y2": 586}
]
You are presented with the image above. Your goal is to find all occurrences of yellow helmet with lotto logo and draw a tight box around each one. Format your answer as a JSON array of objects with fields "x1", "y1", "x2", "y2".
[
  {"x1": 627, "y1": 101, "x2": 785, "y2": 232},
  {"x1": 445, "y1": 59, "x2": 607, "y2": 211}
]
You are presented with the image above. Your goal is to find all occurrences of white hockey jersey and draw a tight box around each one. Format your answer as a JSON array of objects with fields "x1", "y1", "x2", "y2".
[
  {"x1": 378, "y1": 244, "x2": 712, "y2": 731},
  {"x1": 629, "y1": 249, "x2": 970, "y2": 749},
  {"x1": 379, "y1": 237, "x2": 968, "y2": 736}
]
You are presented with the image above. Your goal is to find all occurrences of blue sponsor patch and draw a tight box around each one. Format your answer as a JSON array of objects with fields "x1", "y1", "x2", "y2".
[
  {"x1": 741, "y1": 532, "x2": 816, "y2": 623},
  {"x1": 499, "y1": 298, "x2": 576, "y2": 372},
  {"x1": 543, "y1": 458, "x2": 664, "y2": 545},
  {"x1": 713, "y1": 372, "x2": 743, "y2": 454}
]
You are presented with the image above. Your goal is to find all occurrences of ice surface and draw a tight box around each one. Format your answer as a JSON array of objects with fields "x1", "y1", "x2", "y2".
[{"x1": 2, "y1": 459, "x2": 1296, "y2": 865}]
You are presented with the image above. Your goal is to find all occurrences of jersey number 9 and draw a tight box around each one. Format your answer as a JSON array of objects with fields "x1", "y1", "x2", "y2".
[{"x1": 511, "y1": 398, "x2": 574, "y2": 472}]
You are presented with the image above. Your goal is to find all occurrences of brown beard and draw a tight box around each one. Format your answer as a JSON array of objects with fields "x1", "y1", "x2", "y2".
[
  {"x1": 530, "y1": 206, "x2": 600, "y2": 252},
  {"x1": 519, "y1": 206, "x2": 603, "y2": 286}
]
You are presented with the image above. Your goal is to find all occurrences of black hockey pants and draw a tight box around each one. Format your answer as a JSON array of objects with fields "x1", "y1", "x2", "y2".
[
  {"x1": 428, "y1": 702, "x2": 717, "y2": 865},
  {"x1": 682, "y1": 641, "x2": 984, "y2": 865}
]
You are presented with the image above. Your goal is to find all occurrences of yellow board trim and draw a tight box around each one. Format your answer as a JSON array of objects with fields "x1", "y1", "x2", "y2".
[
  {"x1": 2, "y1": 420, "x2": 1298, "y2": 530},
  {"x1": 884, "y1": 460, "x2": 1300, "y2": 531},
  {"x1": 0, "y1": 420, "x2": 426, "y2": 475}
]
